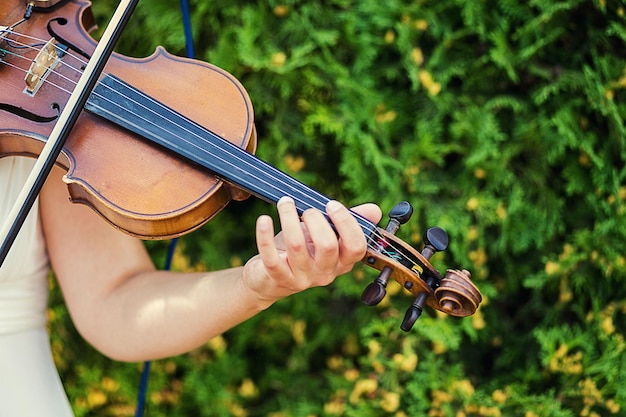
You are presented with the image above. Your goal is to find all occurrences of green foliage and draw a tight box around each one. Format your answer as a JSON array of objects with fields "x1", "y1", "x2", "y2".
[{"x1": 48, "y1": 0, "x2": 626, "y2": 416}]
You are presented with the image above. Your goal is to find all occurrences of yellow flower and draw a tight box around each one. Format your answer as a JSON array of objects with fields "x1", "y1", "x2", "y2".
[
  {"x1": 411, "y1": 48, "x2": 424, "y2": 65},
  {"x1": 396, "y1": 353, "x2": 418, "y2": 372},
  {"x1": 376, "y1": 109, "x2": 397, "y2": 123},
  {"x1": 207, "y1": 335, "x2": 227, "y2": 354},
  {"x1": 385, "y1": 30, "x2": 396, "y2": 44},
  {"x1": 469, "y1": 249, "x2": 487, "y2": 267},
  {"x1": 273, "y1": 5, "x2": 288, "y2": 17},
  {"x1": 579, "y1": 378, "x2": 602, "y2": 406},
  {"x1": 271, "y1": 52, "x2": 287, "y2": 67},
  {"x1": 239, "y1": 378, "x2": 259, "y2": 398},
  {"x1": 343, "y1": 334, "x2": 360, "y2": 356},
  {"x1": 324, "y1": 397, "x2": 345, "y2": 415},
  {"x1": 548, "y1": 344, "x2": 583, "y2": 374},
  {"x1": 101, "y1": 377, "x2": 119, "y2": 392},
  {"x1": 433, "y1": 341, "x2": 447, "y2": 355},
  {"x1": 87, "y1": 390, "x2": 107, "y2": 408},
  {"x1": 579, "y1": 153, "x2": 591, "y2": 166},
  {"x1": 559, "y1": 277, "x2": 572, "y2": 303},
  {"x1": 349, "y1": 378, "x2": 378, "y2": 403},
  {"x1": 496, "y1": 203, "x2": 507, "y2": 220},
  {"x1": 431, "y1": 389, "x2": 452, "y2": 407},
  {"x1": 230, "y1": 256, "x2": 243, "y2": 267},
  {"x1": 600, "y1": 315, "x2": 615, "y2": 335},
  {"x1": 479, "y1": 406, "x2": 502, "y2": 417},
  {"x1": 344, "y1": 368, "x2": 359, "y2": 381},
  {"x1": 418, "y1": 70, "x2": 441, "y2": 96},
  {"x1": 227, "y1": 402, "x2": 248, "y2": 417},
  {"x1": 372, "y1": 360, "x2": 385, "y2": 374},
  {"x1": 164, "y1": 360, "x2": 177, "y2": 374},
  {"x1": 472, "y1": 309, "x2": 486, "y2": 330},
  {"x1": 452, "y1": 379, "x2": 475, "y2": 397},
  {"x1": 414, "y1": 19, "x2": 428, "y2": 31},
  {"x1": 474, "y1": 168, "x2": 486, "y2": 179},
  {"x1": 466, "y1": 197, "x2": 479, "y2": 211},
  {"x1": 544, "y1": 261, "x2": 560, "y2": 275},
  {"x1": 606, "y1": 398, "x2": 621, "y2": 414},
  {"x1": 380, "y1": 391, "x2": 401, "y2": 412},
  {"x1": 492, "y1": 389, "x2": 507, "y2": 403},
  {"x1": 468, "y1": 226, "x2": 479, "y2": 241},
  {"x1": 326, "y1": 355, "x2": 344, "y2": 371},
  {"x1": 284, "y1": 154, "x2": 305, "y2": 172},
  {"x1": 291, "y1": 320, "x2": 306, "y2": 344},
  {"x1": 368, "y1": 340, "x2": 382, "y2": 357}
]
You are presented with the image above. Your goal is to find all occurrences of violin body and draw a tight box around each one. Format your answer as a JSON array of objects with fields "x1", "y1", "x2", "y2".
[{"x1": 1, "y1": 0, "x2": 255, "y2": 238}]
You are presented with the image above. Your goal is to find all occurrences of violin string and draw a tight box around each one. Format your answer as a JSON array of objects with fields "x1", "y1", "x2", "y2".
[
  {"x1": 1, "y1": 30, "x2": 427, "y2": 272},
  {"x1": 0, "y1": 31, "x2": 83, "y2": 94}
]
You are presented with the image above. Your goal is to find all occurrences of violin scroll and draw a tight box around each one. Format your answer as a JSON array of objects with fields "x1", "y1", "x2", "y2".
[
  {"x1": 361, "y1": 202, "x2": 482, "y2": 331},
  {"x1": 436, "y1": 269, "x2": 482, "y2": 317}
]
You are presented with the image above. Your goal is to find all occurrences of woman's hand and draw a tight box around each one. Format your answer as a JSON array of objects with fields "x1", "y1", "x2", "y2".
[
  {"x1": 42, "y1": 166, "x2": 382, "y2": 359},
  {"x1": 242, "y1": 197, "x2": 382, "y2": 305}
]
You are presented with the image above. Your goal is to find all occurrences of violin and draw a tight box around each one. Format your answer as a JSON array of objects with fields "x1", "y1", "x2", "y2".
[{"x1": 0, "y1": 0, "x2": 481, "y2": 331}]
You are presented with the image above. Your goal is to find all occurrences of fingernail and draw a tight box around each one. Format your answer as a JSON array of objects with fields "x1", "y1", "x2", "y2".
[
  {"x1": 277, "y1": 196, "x2": 295, "y2": 207},
  {"x1": 257, "y1": 215, "x2": 272, "y2": 231},
  {"x1": 326, "y1": 200, "x2": 343, "y2": 213}
]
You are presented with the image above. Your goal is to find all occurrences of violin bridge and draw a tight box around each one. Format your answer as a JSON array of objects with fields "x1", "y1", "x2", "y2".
[{"x1": 24, "y1": 37, "x2": 66, "y2": 96}]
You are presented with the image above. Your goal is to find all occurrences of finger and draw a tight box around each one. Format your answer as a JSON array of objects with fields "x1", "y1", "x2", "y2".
[
  {"x1": 326, "y1": 200, "x2": 369, "y2": 265},
  {"x1": 300, "y1": 207, "x2": 339, "y2": 278},
  {"x1": 255, "y1": 214, "x2": 288, "y2": 278},
  {"x1": 276, "y1": 196, "x2": 312, "y2": 272},
  {"x1": 350, "y1": 203, "x2": 382, "y2": 224}
]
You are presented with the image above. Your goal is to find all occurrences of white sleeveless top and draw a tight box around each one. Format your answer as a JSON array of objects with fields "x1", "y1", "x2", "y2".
[
  {"x1": 0, "y1": 156, "x2": 49, "y2": 334},
  {"x1": 0, "y1": 156, "x2": 74, "y2": 417}
]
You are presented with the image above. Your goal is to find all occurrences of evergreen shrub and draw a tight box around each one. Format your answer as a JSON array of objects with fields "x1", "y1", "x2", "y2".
[{"x1": 48, "y1": 0, "x2": 626, "y2": 416}]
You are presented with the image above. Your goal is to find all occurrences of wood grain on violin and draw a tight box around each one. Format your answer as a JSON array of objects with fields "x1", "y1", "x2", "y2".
[
  {"x1": 1, "y1": 0, "x2": 255, "y2": 239},
  {"x1": 0, "y1": 0, "x2": 482, "y2": 330}
]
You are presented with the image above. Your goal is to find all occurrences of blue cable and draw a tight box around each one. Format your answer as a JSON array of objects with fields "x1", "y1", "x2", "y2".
[
  {"x1": 134, "y1": 238, "x2": 178, "y2": 417},
  {"x1": 134, "y1": 361, "x2": 151, "y2": 417},
  {"x1": 180, "y1": 0, "x2": 195, "y2": 59}
]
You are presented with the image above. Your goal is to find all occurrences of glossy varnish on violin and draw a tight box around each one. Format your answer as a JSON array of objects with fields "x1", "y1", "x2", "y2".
[{"x1": 1, "y1": 0, "x2": 256, "y2": 238}]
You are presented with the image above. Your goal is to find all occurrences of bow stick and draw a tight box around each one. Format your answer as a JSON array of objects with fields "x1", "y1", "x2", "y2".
[{"x1": 0, "y1": 0, "x2": 140, "y2": 266}]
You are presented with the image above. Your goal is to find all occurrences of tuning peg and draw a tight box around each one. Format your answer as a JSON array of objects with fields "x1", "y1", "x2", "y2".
[
  {"x1": 421, "y1": 226, "x2": 449, "y2": 259},
  {"x1": 361, "y1": 202, "x2": 413, "y2": 306},
  {"x1": 361, "y1": 266, "x2": 392, "y2": 306},
  {"x1": 401, "y1": 291, "x2": 429, "y2": 331},
  {"x1": 400, "y1": 227, "x2": 449, "y2": 331},
  {"x1": 386, "y1": 201, "x2": 413, "y2": 234}
]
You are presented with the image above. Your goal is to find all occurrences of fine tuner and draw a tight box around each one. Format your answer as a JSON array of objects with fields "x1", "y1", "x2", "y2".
[{"x1": 361, "y1": 202, "x2": 482, "y2": 331}]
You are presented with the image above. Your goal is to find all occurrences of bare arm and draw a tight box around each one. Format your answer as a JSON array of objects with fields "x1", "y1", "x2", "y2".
[{"x1": 40, "y1": 166, "x2": 381, "y2": 361}]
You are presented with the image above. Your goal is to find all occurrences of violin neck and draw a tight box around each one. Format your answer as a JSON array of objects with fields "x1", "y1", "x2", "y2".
[{"x1": 84, "y1": 74, "x2": 377, "y2": 236}]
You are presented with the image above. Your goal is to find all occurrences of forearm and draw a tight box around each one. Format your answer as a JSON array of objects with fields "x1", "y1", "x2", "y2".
[{"x1": 73, "y1": 266, "x2": 272, "y2": 362}]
